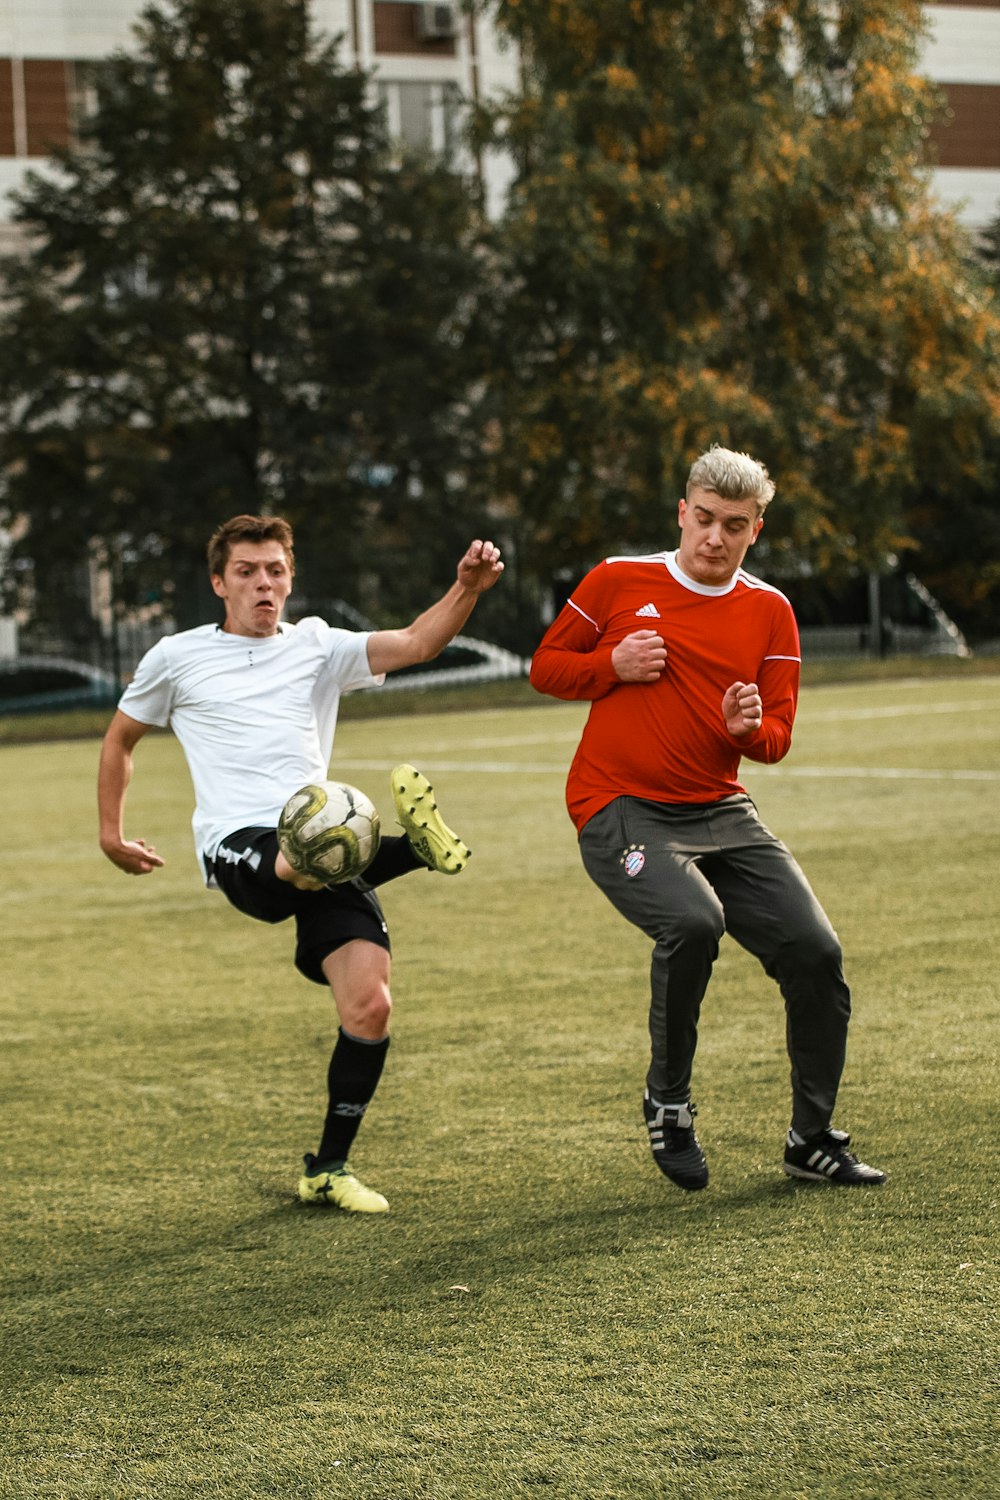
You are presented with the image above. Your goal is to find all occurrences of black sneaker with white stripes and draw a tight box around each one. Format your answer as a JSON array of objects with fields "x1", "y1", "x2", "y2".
[
  {"x1": 643, "y1": 1091, "x2": 709, "y2": 1191},
  {"x1": 783, "y1": 1129, "x2": 887, "y2": 1186}
]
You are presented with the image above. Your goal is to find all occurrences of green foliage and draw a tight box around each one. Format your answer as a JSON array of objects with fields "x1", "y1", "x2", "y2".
[
  {"x1": 917, "y1": 215, "x2": 1000, "y2": 644},
  {"x1": 473, "y1": 0, "x2": 1000, "y2": 602},
  {"x1": 4, "y1": 0, "x2": 1000, "y2": 651},
  {"x1": 0, "y1": 0, "x2": 487, "y2": 632},
  {"x1": 3, "y1": 682, "x2": 999, "y2": 1497}
]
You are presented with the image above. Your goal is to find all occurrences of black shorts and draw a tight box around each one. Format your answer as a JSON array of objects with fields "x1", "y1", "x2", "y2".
[{"x1": 207, "y1": 827, "x2": 391, "y2": 986}]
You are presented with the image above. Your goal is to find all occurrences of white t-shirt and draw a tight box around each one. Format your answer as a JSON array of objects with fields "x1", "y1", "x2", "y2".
[{"x1": 118, "y1": 617, "x2": 384, "y2": 875}]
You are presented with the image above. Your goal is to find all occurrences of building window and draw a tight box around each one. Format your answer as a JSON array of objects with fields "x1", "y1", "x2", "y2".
[
  {"x1": 377, "y1": 79, "x2": 462, "y2": 157},
  {"x1": 67, "y1": 60, "x2": 114, "y2": 144}
]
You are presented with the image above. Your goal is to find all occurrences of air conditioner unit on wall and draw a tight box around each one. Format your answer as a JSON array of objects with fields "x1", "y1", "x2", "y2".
[{"x1": 415, "y1": 4, "x2": 459, "y2": 41}]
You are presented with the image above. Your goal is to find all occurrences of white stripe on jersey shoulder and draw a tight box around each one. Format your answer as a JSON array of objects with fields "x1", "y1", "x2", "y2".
[
  {"x1": 569, "y1": 554, "x2": 670, "y2": 628},
  {"x1": 763, "y1": 653, "x2": 802, "y2": 663},
  {"x1": 602, "y1": 552, "x2": 671, "y2": 567},
  {"x1": 736, "y1": 568, "x2": 792, "y2": 601},
  {"x1": 567, "y1": 598, "x2": 600, "y2": 630}
]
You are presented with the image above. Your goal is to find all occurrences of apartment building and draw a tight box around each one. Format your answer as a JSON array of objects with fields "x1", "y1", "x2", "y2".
[
  {"x1": 0, "y1": 0, "x2": 520, "y2": 252},
  {"x1": 0, "y1": 3, "x2": 997, "y2": 243},
  {"x1": 923, "y1": 1, "x2": 1000, "y2": 226}
]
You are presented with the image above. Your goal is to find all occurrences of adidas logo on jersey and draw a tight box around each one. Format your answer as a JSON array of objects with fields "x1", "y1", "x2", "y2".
[{"x1": 635, "y1": 602, "x2": 661, "y2": 618}]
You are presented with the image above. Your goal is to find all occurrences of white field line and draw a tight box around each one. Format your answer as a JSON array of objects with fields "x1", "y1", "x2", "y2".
[
  {"x1": 334, "y1": 758, "x2": 1000, "y2": 782},
  {"x1": 353, "y1": 698, "x2": 999, "y2": 755},
  {"x1": 421, "y1": 731, "x2": 583, "y2": 749},
  {"x1": 430, "y1": 697, "x2": 1000, "y2": 741},
  {"x1": 334, "y1": 696, "x2": 999, "y2": 780},
  {"x1": 745, "y1": 765, "x2": 1000, "y2": 781},
  {"x1": 335, "y1": 759, "x2": 571, "y2": 774},
  {"x1": 804, "y1": 698, "x2": 999, "y2": 722},
  {"x1": 355, "y1": 702, "x2": 995, "y2": 750}
]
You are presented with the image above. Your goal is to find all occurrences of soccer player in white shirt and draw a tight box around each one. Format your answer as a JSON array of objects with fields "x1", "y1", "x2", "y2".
[{"x1": 98, "y1": 514, "x2": 503, "y2": 1213}]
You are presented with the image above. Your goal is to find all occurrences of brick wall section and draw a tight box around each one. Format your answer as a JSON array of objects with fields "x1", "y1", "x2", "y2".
[
  {"x1": 0, "y1": 58, "x2": 72, "y2": 156},
  {"x1": 0, "y1": 38, "x2": 996, "y2": 172},
  {"x1": 929, "y1": 83, "x2": 1000, "y2": 166},
  {"x1": 24, "y1": 60, "x2": 71, "y2": 155},
  {"x1": 0, "y1": 61, "x2": 15, "y2": 156},
  {"x1": 373, "y1": 2, "x2": 456, "y2": 57}
]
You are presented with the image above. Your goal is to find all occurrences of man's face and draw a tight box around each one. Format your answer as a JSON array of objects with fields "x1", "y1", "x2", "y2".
[
  {"x1": 676, "y1": 486, "x2": 764, "y2": 586},
  {"x1": 211, "y1": 540, "x2": 293, "y2": 637}
]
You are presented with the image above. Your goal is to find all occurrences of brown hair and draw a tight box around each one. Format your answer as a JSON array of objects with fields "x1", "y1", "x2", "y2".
[{"x1": 207, "y1": 515, "x2": 295, "y2": 578}]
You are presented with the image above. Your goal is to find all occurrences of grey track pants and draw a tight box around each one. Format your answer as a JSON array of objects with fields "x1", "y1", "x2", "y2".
[{"x1": 578, "y1": 794, "x2": 851, "y2": 1137}]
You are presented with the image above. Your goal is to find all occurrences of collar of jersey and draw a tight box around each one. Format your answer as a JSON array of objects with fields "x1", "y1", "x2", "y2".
[
  {"x1": 214, "y1": 622, "x2": 290, "y2": 640},
  {"x1": 665, "y1": 550, "x2": 740, "y2": 597}
]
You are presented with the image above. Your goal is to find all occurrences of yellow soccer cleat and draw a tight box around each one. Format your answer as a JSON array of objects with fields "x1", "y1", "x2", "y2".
[
  {"x1": 391, "y1": 764, "x2": 470, "y2": 875},
  {"x1": 297, "y1": 1155, "x2": 389, "y2": 1213}
]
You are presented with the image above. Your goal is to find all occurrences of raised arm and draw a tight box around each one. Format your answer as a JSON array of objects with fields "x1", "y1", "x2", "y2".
[
  {"x1": 98, "y1": 709, "x2": 166, "y2": 875},
  {"x1": 366, "y1": 539, "x2": 503, "y2": 676}
]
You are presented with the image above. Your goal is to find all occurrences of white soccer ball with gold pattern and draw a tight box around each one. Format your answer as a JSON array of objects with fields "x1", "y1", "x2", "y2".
[{"x1": 277, "y1": 781, "x2": 381, "y2": 884}]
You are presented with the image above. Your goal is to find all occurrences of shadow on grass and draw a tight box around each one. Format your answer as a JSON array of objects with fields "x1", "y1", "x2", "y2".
[{"x1": 6, "y1": 1137, "x2": 900, "y2": 1401}]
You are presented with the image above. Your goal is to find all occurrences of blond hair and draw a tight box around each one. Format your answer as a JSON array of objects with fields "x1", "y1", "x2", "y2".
[{"x1": 687, "y1": 445, "x2": 775, "y2": 514}]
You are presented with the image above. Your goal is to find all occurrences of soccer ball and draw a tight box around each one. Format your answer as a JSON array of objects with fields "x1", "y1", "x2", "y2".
[{"x1": 277, "y1": 780, "x2": 381, "y2": 884}]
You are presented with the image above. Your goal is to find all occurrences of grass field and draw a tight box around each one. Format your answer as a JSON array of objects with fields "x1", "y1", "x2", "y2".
[{"x1": 2, "y1": 674, "x2": 998, "y2": 1499}]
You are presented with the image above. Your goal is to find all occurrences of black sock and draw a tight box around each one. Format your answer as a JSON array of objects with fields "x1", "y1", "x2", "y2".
[
  {"x1": 362, "y1": 833, "x2": 423, "y2": 887},
  {"x1": 315, "y1": 1027, "x2": 390, "y2": 1165}
]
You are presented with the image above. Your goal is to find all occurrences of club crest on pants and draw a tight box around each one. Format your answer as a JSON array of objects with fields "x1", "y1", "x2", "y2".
[{"x1": 621, "y1": 845, "x2": 646, "y2": 878}]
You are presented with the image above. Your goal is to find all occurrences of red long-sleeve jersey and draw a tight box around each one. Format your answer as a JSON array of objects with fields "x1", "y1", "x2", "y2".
[{"x1": 529, "y1": 550, "x2": 801, "y2": 832}]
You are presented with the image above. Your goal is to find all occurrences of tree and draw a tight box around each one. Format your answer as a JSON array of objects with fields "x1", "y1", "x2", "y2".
[
  {"x1": 902, "y1": 214, "x2": 1000, "y2": 645},
  {"x1": 0, "y1": 0, "x2": 488, "y2": 646},
  {"x1": 472, "y1": 0, "x2": 1000, "y2": 626}
]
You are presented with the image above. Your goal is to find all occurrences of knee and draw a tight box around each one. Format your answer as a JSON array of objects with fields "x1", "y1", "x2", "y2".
[
  {"x1": 339, "y1": 979, "x2": 392, "y2": 1040},
  {"x1": 657, "y1": 903, "x2": 725, "y2": 958},
  {"x1": 774, "y1": 923, "x2": 844, "y2": 980}
]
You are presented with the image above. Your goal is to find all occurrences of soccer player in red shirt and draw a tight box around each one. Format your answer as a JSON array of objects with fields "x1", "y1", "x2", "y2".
[{"x1": 530, "y1": 446, "x2": 886, "y2": 1190}]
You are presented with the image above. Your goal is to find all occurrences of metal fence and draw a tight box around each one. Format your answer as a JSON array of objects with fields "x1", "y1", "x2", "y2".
[{"x1": 0, "y1": 576, "x2": 972, "y2": 714}]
